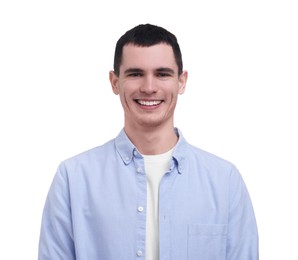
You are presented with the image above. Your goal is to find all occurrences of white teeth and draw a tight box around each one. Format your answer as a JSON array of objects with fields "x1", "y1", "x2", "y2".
[{"x1": 138, "y1": 100, "x2": 161, "y2": 106}]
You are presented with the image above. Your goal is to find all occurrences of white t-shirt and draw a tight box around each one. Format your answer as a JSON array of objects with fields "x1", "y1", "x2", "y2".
[{"x1": 142, "y1": 148, "x2": 173, "y2": 260}]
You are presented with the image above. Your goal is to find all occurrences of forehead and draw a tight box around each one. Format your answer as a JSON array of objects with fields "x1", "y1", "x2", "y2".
[{"x1": 120, "y1": 43, "x2": 177, "y2": 71}]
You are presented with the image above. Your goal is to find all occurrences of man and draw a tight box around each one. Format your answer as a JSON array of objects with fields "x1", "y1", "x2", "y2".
[{"x1": 38, "y1": 24, "x2": 258, "y2": 259}]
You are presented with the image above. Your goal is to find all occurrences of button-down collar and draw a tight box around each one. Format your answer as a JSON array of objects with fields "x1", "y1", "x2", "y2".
[{"x1": 115, "y1": 128, "x2": 187, "y2": 173}]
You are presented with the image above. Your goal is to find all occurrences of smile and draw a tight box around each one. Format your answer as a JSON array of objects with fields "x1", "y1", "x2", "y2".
[{"x1": 136, "y1": 100, "x2": 162, "y2": 106}]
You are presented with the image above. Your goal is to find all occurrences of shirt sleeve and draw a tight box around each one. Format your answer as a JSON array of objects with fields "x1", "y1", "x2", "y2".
[
  {"x1": 38, "y1": 163, "x2": 76, "y2": 260},
  {"x1": 226, "y1": 166, "x2": 259, "y2": 260}
]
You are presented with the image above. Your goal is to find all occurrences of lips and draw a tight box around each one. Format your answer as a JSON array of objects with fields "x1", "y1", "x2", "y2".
[{"x1": 135, "y1": 100, "x2": 162, "y2": 106}]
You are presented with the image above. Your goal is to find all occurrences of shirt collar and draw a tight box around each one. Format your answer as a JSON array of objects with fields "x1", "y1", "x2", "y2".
[
  {"x1": 172, "y1": 128, "x2": 187, "y2": 174},
  {"x1": 114, "y1": 128, "x2": 137, "y2": 165},
  {"x1": 115, "y1": 128, "x2": 188, "y2": 173}
]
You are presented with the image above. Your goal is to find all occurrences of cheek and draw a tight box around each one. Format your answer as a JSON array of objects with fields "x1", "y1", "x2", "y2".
[{"x1": 119, "y1": 91, "x2": 132, "y2": 108}]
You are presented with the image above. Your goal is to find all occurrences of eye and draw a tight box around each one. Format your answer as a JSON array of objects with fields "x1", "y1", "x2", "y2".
[
  {"x1": 157, "y1": 72, "x2": 171, "y2": 77},
  {"x1": 155, "y1": 68, "x2": 175, "y2": 78}
]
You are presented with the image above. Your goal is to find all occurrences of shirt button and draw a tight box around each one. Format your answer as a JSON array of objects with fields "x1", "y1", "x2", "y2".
[
  {"x1": 136, "y1": 167, "x2": 142, "y2": 173},
  {"x1": 134, "y1": 150, "x2": 138, "y2": 156},
  {"x1": 136, "y1": 250, "x2": 143, "y2": 257},
  {"x1": 137, "y1": 206, "x2": 144, "y2": 212}
]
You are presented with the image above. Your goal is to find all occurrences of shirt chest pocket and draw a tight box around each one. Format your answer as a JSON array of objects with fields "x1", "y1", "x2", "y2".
[{"x1": 187, "y1": 224, "x2": 227, "y2": 260}]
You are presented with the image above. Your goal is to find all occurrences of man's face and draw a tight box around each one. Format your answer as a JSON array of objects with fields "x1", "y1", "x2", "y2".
[{"x1": 110, "y1": 43, "x2": 187, "y2": 130}]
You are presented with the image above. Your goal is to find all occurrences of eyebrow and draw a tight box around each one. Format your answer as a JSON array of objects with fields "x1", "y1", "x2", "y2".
[
  {"x1": 124, "y1": 68, "x2": 144, "y2": 75},
  {"x1": 156, "y1": 67, "x2": 175, "y2": 74},
  {"x1": 124, "y1": 67, "x2": 175, "y2": 75}
]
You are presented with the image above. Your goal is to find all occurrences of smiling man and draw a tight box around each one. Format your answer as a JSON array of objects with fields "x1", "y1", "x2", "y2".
[
  {"x1": 38, "y1": 24, "x2": 259, "y2": 260},
  {"x1": 110, "y1": 42, "x2": 187, "y2": 155}
]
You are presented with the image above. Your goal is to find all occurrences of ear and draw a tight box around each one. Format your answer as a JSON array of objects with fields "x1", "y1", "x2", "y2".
[
  {"x1": 178, "y1": 70, "x2": 188, "y2": 94},
  {"x1": 109, "y1": 70, "x2": 120, "y2": 95}
]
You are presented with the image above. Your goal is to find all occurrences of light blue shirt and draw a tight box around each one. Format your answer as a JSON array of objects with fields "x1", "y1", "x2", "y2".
[{"x1": 38, "y1": 128, "x2": 258, "y2": 260}]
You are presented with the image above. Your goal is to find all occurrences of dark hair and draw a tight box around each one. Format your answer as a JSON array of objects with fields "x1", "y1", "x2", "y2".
[{"x1": 113, "y1": 24, "x2": 183, "y2": 76}]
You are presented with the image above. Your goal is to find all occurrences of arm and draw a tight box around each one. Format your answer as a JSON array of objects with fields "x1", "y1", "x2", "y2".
[
  {"x1": 226, "y1": 167, "x2": 259, "y2": 259},
  {"x1": 38, "y1": 163, "x2": 76, "y2": 260}
]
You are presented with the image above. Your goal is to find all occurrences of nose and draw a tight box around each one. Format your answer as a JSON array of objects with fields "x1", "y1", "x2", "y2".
[{"x1": 140, "y1": 75, "x2": 157, "y2": 94}]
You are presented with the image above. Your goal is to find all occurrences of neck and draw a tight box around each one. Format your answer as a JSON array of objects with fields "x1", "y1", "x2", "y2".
[{"x1": 124, "y1": 124, "x2": 178, "y2": 155}]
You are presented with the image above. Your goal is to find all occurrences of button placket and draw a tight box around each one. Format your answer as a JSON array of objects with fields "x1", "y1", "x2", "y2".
[
  {"x1": 134, "y1": 157, "x2": 146, "y2": 259},
  {"x1": 159, "y1": 165, "x2": 177, "y2": 260}
]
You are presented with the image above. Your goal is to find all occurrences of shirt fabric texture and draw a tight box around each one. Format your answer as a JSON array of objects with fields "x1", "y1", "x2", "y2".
[{"x1": 38, "y1": 128, "x2": 259, "y2": 260}]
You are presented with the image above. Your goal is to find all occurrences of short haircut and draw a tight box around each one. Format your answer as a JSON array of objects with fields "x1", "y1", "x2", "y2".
[{"x1": 113, "y1": 24, "x2": 183, "y2": 76}]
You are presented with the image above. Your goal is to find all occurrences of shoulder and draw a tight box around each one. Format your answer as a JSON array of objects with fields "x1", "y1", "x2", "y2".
[
  {"x1": 59, "y1": 138, "x2": 116, "y2": 172},
  {"x1": 175, "y1": 128, "x2": 235, "y2": 172},
  {"x1": 189, "y1": 143, "x2": 234, "y2": 169},
  {"x1": 176, "y1": 133, "x2": 235, "y2": 168},
  {"x1": 176, "y1": 138, "x2": 240, "y2": 181}
]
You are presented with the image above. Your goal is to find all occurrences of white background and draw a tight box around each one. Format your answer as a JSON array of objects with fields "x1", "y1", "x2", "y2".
[{"x1": 0, "y1": 0, "x2": 297, "y2": 259}]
